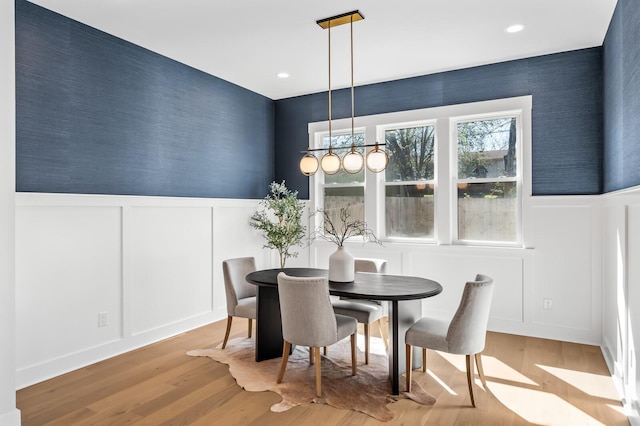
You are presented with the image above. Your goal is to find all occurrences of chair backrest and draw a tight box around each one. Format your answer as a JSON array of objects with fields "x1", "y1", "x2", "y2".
[
  {"x1": 355, "y1": 258, "x2": 387, "y2": 274},
  {"x1": 277, "y1": 272, "x2": 338, "y2": 348},
  {"x1": 222, "y1": 257, "x2": 257, "y2": 316},
  {"x1": 446, "y1": 274, "x2": 494, "y2": 355}
]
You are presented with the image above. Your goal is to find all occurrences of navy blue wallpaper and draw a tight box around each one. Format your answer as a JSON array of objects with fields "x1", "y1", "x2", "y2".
[
  {"x1": 275, "y1": 49, "x2": 603, "y2": 199},
  {"x1": 603, "y1": 0, "x2": 640, "y2": 193},
  {"x1": 16, "y1": 0, "x2": 274, "y2": 199}
]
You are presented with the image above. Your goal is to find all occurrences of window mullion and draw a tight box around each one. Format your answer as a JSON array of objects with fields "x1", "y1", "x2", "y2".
[
  {"x1": 436, "y1": 117, "x2": 452, "y2": 244},
  {"x1": 366, "y1": 125, "x2": 381, "y2": 236}
]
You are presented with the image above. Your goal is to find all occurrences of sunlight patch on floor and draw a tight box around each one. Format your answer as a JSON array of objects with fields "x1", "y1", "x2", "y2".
[
  {"x1": 438, "y1": 353, "x2": 538, "y2": 386},
  {"x1": 489, "y1": 381, "x2": 607, "y2": 425},
  {"x1": 427, "y1": 369, "x2": 457, "y2": 395},
  {"x1": 537, "y1": 364, "x2": 621, "y2": 400}
]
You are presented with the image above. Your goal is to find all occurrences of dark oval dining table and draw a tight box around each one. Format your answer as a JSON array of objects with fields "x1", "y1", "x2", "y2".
[{"x1": 246, "y1": 267, "x2": 443, "y2": 395}]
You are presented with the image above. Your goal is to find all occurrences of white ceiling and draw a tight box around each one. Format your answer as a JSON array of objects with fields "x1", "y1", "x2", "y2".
[{"x1": 27, "y1": 0, "x2": 617, "y2": 100}]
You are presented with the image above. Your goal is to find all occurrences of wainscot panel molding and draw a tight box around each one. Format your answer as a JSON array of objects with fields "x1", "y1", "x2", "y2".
[
  {"x1": 14, "y1": 193, "x2": 277, "y2": 389},
  {"x1": 601, "y1": 185, "x2": 640, "y2": 422},
  {"x1": 310, "y1": 194, "x2": 602, "y2": 345},
  {"x1": 14, "y1": 192, "x2": 605, "y2": 390}
]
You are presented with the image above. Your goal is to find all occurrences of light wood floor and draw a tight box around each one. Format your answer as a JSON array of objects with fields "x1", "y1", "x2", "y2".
[{"x1": 17, "y1": 319, "x2": 629, "y2": 425}]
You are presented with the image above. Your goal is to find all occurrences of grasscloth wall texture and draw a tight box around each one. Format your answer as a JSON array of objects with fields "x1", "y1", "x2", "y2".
[
  {"x1": 603, "y1": 0, "x2": 640, "y2": 193},
  {"x1": 275, "y1": 49, "x2": 603, "y2": 199},
  {"x1": 15, "y1": 0, "x2": 612, "y2": 200},
  {"x1": 16, "y1": 0, "x2": 274, "y2": 199}
]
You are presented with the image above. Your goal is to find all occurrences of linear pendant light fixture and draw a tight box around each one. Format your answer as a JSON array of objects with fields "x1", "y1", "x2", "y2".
[{"x1": 299, "y1": 10, "x2": 388, "y2": 176}]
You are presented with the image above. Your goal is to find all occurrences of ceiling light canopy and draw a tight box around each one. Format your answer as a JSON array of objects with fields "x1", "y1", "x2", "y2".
[{"x1": 299, "y1": 10, "x2": 387, "y2": 177}]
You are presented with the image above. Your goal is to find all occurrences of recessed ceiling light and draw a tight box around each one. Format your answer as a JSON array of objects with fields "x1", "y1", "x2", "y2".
[
  {"x1": 277, "y1": 72, "x2": 290, "y2": 78},
  {"x1": 506, "y1": 24, "x2": 525, "y2": 33}
]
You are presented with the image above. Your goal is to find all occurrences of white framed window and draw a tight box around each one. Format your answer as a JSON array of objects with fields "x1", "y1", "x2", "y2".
[
  {"x1": 382, "y1": 121, "x2": 437, "y2": 240},
  {"x1": 308, "y1": 96, "x2": 532, "y2": 248},
  {"x1": 453, "y1": 113, "x2": 522, "y2": 245}
]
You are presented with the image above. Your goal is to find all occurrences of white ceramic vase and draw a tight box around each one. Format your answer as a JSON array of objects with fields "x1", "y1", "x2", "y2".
[{"x1": 329, "y1": 246, "x2": 355, "y2": 283}]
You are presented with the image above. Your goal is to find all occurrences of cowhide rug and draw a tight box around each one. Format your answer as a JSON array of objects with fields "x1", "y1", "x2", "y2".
[{"x1": 187, "y1": 336, "x2": 435, "y2": 422}]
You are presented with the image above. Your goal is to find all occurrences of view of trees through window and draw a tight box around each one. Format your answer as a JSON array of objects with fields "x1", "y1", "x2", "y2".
[
  {"x1": 385, "y1": 126, "x2": 435, "y2": 183},
  {"x1": 456, "y1": 117, "x2": 518, "y2": 242},
  {"x1": 384, "y1": 125, "x2": 435, "y2": 238},
  {"x1": 458, "y1": 117, "x2": 517, "y2": 180}
]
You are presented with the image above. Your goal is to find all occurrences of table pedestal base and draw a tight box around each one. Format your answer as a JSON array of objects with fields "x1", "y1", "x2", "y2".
[
  {"x1": 255, "y1": 285, "x2": 284, "y2": 361},
  {"x1": 388, "y1": 300, "x2": 422, "y2": 394}
]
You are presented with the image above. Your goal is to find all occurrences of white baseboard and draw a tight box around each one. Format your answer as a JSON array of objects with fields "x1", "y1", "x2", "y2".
[{"x1": 0, "y1": 408, "x2": 21, "y2": 426}]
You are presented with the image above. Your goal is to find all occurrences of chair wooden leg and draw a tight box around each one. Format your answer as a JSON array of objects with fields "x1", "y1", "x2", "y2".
[
  {"x1": 378, "y1": 318, "x2": 389, "y2": 349},
  {"x1": 247, "y1": 318, "x2": 252, "y2": 338},
  {"x1": 324, "y1": 346, "x2": 327, "y2": 356},
  {"x1": 475, "y1": 353, "x2": 487, "y2": 386},
  {"x1": 277, "y1": 341, "x2": 291, "y2": 384},
  {"x1": 221, "y1": 316, "x2": 233, "y2": 349},
  {"x1": 309, "y1": 347, "x2": 314, "y2": 365},
  {"x1": 422, "y1": 348, "x2": 427, "y2": 372},
  {"x1": 364, "y1": 323, "x2": 370, "y2": 364},
  {"x1": 350, "y1": 333, "x2": 357, "y2": 376},
  {"x1": 314, "y1": 347, "x2": 322, "y2": 397},
  {"x1": 406, "y1": 343, "x2": 412, "y2": 392},
  {"x1": 466, "y1": 354, "x2": 476, "y2": 407}
]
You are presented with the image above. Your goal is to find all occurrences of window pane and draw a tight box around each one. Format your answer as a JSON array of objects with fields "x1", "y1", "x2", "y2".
[
  {"x1": 386, "y1": 184, "x2": 434, "y2": 238},
  {"x1": 457, "y1": 182, "x2": 517, "y2": 242},
  {"x1": 323, "y1": 133, "x2": 365, "y2": 184},
  {"x1": 385, "y1": 126, "x2": 435, "y2": 182},
  {"x1": 323, "y1": 187, "x2": 364, "y2": 226},
  {"x1": 457, "y1": 117, "x2": 517, "y2": 179}
]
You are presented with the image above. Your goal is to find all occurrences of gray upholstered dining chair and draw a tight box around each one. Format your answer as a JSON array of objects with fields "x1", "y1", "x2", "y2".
[
  {"x1": 405, "y1": 274, "x2": 494, "y2": 407},
  {"x1": 331, "y1": 258, "x2": 387, "y2": 364},
  {"x1": 221, "y1": 257, "x2": 257, "y2": 349},
  {"x1": 276, "y1": 272, "x2": 357, "y2": 397}
]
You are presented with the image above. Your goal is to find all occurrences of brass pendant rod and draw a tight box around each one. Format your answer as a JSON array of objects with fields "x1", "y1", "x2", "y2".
[
  {"x1": 327, "y1": 22, "x2": 332, "y2": 152},
  {"x1": 350, "y1": 14, "x2": 355, "y2": 150}
]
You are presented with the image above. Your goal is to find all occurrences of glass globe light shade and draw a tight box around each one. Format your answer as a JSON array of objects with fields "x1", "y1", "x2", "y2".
[
  {"x1": 342, "y1": 149, "x2": 364, "y2": 174},
  {"x1": 299, "y1": 152, "x2": 319, "y2": 176},
  {"x1": 366, "y1": 143, "x2": 389, "y2": 173},
  {"x1": 321, "y1": 151, "x2": 341, "y2": 175}
]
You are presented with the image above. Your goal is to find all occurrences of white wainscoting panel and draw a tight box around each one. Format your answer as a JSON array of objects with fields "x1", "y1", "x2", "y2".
[
  {"x1": 16, "y1": 205, "x2": 123, "y2": 372},
  {"x1": 406, "y1": 251, "x2": 524, "y2": 323},
  {"x1": 601, "y1": 187, "x2": 640, "y2": 423},
  {"x1": 310, "y1": 196, "x2": 601, "y2": 344},
  {"x1": 14, "y1": 191, "x2": 610, "y2": 390},
  {"x1": 14, "y1": 194, "x2": 268, "y2": 388},
  {"x1": 130, "y1": 206, "x2": 213, "y2": 335},
  {"x1": 531, "y1": 205, "x2": 595, "y2": 331}
]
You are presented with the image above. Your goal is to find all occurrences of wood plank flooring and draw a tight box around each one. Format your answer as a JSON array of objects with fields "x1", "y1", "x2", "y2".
[{"x1": 17, "y1": 319, "x2": 630, "y2": 425}]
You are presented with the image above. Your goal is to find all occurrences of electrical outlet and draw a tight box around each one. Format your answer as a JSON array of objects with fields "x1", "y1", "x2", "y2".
[
  {"x1": 98, "y1": 312, "x2": 108, "y2": 327},
  {"x1": 543, "y1": 298, "x2": 553, "y2": 310}
]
